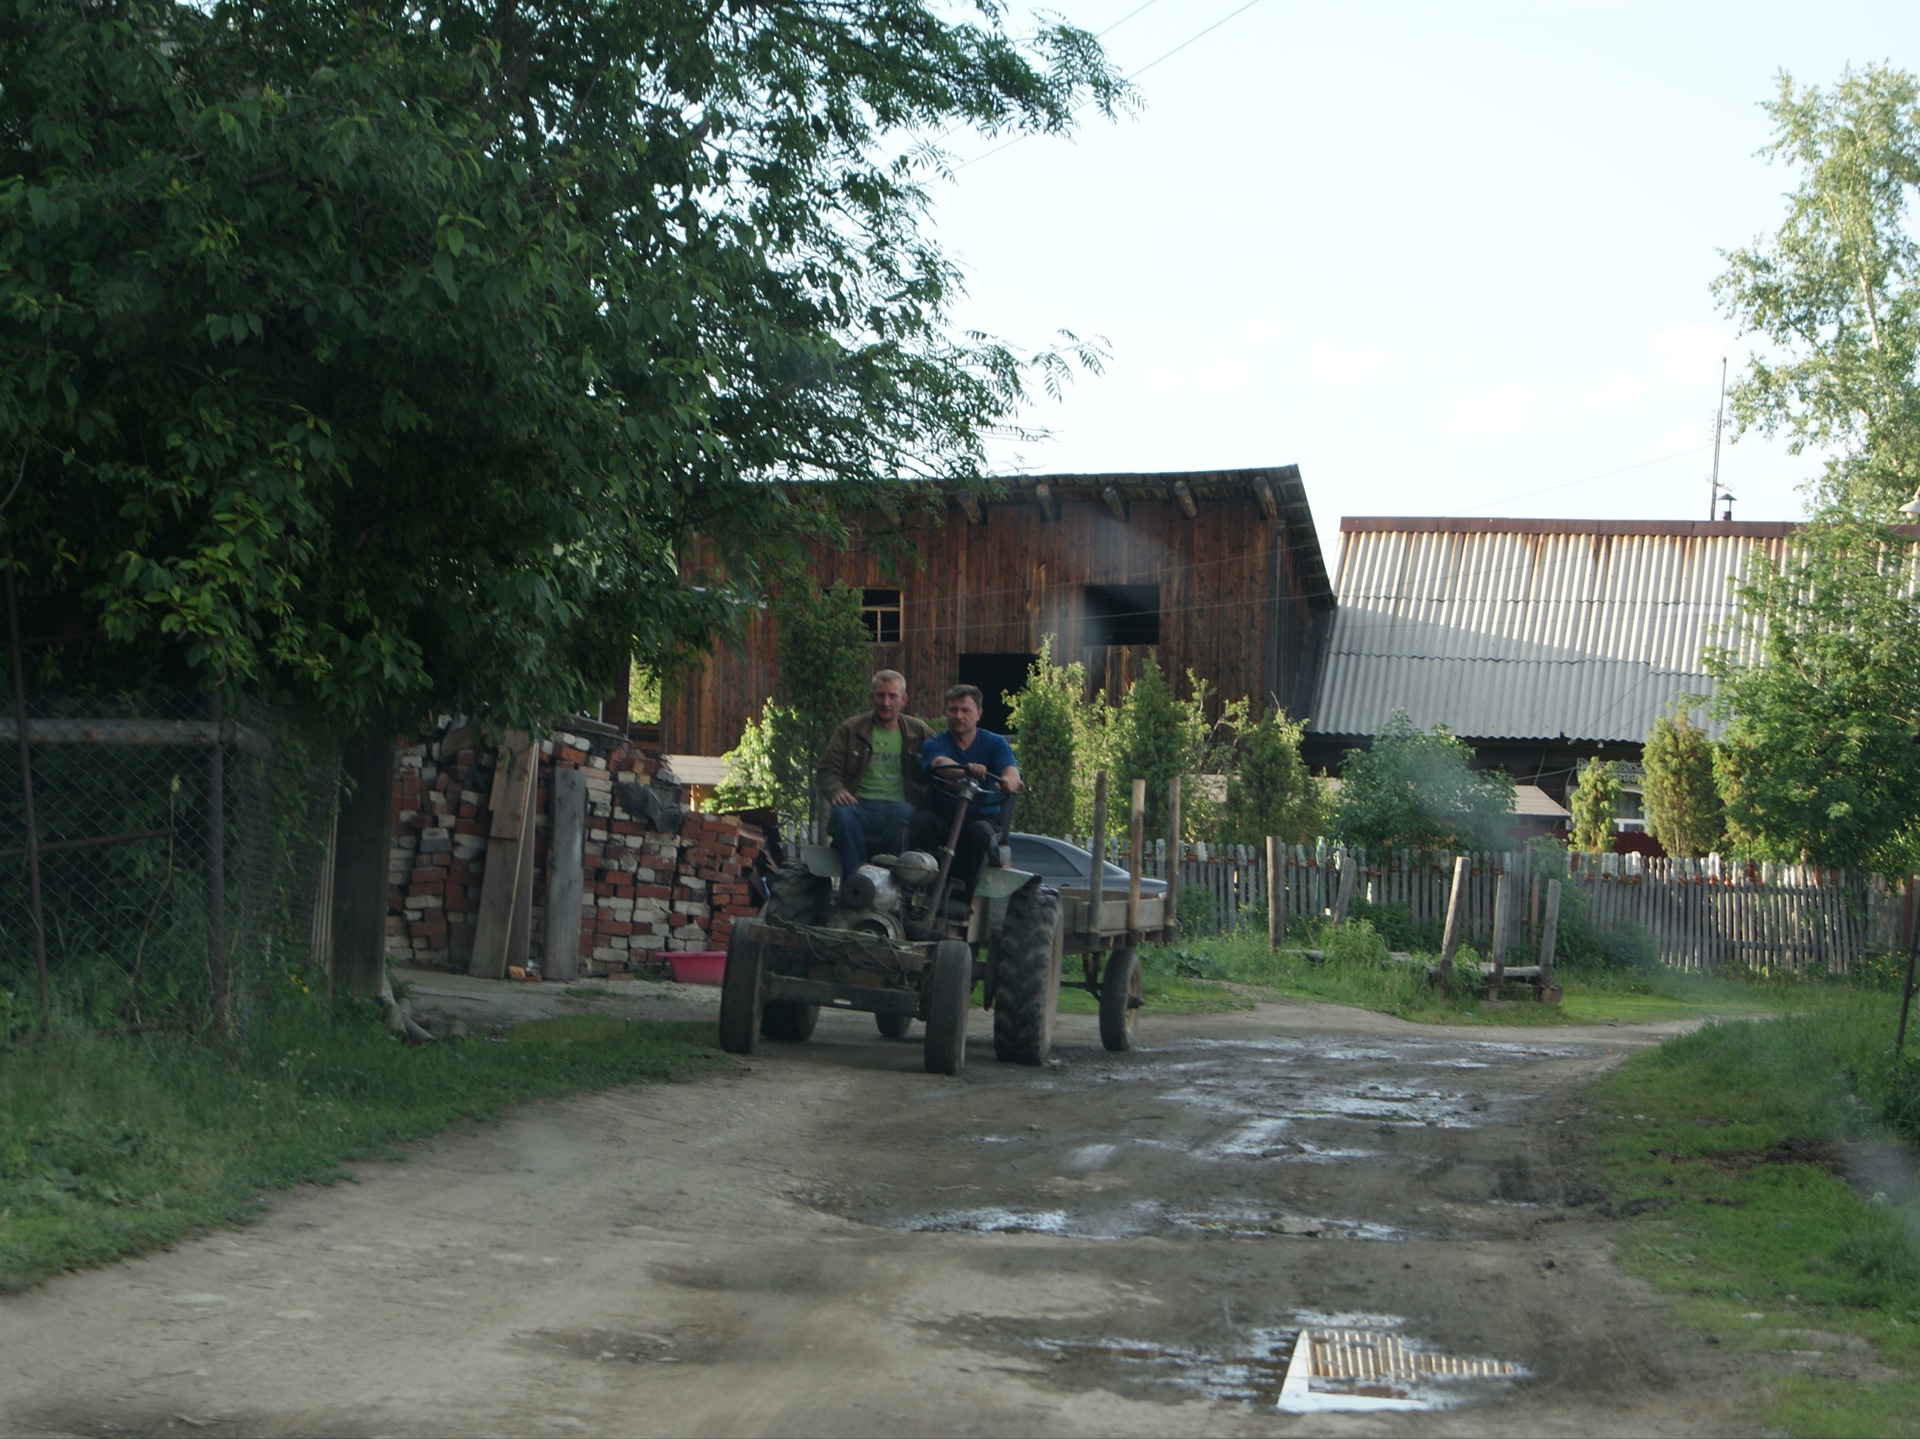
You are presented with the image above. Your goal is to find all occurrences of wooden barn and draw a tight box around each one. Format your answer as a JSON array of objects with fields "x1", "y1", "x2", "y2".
[{"x1": 662, "y1": 466, "x2": 1334, "y2": 756}]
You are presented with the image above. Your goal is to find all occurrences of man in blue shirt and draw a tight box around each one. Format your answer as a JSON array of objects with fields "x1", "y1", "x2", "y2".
[{"x1": 909, "y1": 683, "x2": 1024, "y2": 893}]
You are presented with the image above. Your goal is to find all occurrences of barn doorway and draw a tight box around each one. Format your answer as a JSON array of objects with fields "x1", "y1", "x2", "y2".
[{"x1": 955, "y1": 653, "x2": 1036, "y2": 736}]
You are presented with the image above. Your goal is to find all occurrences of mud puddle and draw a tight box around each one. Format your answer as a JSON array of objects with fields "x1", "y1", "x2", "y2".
[{"x1": 951, "y1": 1309, "x2": 1525, "y2": 1412}]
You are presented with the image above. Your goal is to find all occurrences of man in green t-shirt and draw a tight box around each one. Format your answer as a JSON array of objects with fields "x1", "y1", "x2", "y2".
[{"x1": 817, "y1": 670, "x2": 935, "y2": 874}]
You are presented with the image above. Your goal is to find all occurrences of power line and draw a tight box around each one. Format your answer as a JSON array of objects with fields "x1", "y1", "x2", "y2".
[{"x1": 956, "y1": 0, "x2": 1269, "y2": 171}]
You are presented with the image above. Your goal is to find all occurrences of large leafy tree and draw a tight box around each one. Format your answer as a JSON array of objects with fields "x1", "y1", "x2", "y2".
[
  {"x1": 0, "y1": 1, "x2": 1122, "y2": 726},
  {"x1": 1331, "y1": 711, "x2": 1514, "y2": 854},
  {"x1": 710, "y1": 580, "x2": 869, "y2": 822},
  {"x1": 1714, "y1": 64, "x2": 1920, "y2": 517},
  {"x1": 1706, "y1": 518, "x2": 1920, "y2": 876}
]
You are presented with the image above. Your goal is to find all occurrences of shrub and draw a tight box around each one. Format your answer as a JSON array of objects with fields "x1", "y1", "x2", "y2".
[{"x1": 1322, "y1": 917, "x2": 1390, "y2": 967}]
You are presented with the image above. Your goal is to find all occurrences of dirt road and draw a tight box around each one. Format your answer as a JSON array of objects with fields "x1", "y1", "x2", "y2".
[{"x1": 1, "y1": 979, "x2": 1756, "y2": 1437}]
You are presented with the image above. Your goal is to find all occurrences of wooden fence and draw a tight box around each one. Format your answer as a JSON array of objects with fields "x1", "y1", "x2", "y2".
[
  {"x1": 1067, "y1": 836, "x2": 1912, "y2": 976},
  {"x1": 778, "y1": 816, "x2": 1913, "y2": 974}
]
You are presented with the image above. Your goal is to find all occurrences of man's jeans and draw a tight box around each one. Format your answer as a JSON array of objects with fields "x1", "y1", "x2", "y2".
[{"x1": 828, "y1": 800, "x2": 915, "y2": 874}]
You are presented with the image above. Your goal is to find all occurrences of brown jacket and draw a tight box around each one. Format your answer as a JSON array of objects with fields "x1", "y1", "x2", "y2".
[{"x1": 817, "y1": 712, "x2": 934, "y2": 806}]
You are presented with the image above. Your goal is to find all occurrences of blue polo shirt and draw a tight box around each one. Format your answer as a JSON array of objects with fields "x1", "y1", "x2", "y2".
[{"x1": 922, "y1": 729, "x2": 1018, "y2": 819}]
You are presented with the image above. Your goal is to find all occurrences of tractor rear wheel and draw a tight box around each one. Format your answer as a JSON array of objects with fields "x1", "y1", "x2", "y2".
[
  {"x1": 1099, "y1": 947, "x2": 1141, "y2": 1053},
  {"x1": 992, "y1": 880, "x2": 1061, "y2": 1066},
  {"x1": 924, "y1": 940, "x2": 973, "y2": 1076},
  {"x1": 875, "y1": 1011, "x2": 912, "y2": 1039}
]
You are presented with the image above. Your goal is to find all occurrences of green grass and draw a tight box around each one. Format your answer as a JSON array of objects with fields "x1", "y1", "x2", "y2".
[
  {"x1": 1590, "y1": 988, "x2": 1920, "y2": 1435},
  {"x1": 1138, "y1": 926, "x2": 1797, "y2": 1027},
  {"x1": 0, "y1": 999, "x2": 724, "y2": 1292}
]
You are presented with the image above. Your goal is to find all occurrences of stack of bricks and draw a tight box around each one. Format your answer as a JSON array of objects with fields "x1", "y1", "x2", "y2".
[
  {"x1": 386, "y1": 720, "x2": 769, "y2": 978},
  {"x1": 388, "y1": 740, "x2": 491, "y2": 968},
  {"x1": 669, "y1": 813, "x2": 768, "y2": 954}
]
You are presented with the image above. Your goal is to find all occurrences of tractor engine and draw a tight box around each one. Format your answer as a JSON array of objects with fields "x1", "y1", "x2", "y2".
[{"x1": 828, "y1": 852, "x2": 940, "y2": 939}]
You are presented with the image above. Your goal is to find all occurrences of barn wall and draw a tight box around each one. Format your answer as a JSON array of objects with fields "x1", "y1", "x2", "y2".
[{"x1": 663, "y1": 487, "x2": 1319, "y2": 756}]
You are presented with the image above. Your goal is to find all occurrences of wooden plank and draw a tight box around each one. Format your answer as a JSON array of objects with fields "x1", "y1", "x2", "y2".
[
  {"x1": 1489, "y1": 871, "x2": 1509, "y2": 984},
  {"x1": 542, "y1": 766, "x2": 588, "y2": 982},
  {"x1": 1332, "y1": 850, "x2": 1358, "y2": 925},
  {"x1": 1088, "y1": 770, "x2": 1107, "y2": 923},
  {"x1": 1438, "y1": 856, "x2": 1468, "y2": 987},
  {"x1": 508, "y1": 777, "x2": 537, "y2": 971},
  {"x1": 1128, "y1": 778, "x2": 1145, "y2": 934},
  {"x1": 469, "y1": 731, "x2": 537, "y2": 979}
]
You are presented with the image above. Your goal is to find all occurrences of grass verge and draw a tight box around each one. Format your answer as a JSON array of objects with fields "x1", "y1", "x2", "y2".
[
  {"x1": 1590, "y1": 989, "x2": 1920, "y2": 1436},
  {"x1": 0, "y1": 999, "x2": 725, "y2": 1292},
  {"x1": 1139, "y1": 926, "x2": 1794, "y2": 1027}
]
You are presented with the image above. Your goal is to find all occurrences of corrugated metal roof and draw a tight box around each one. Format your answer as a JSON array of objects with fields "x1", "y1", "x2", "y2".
[{"x1": 1309, "y1": 519, "x2": 1799, "y2": 743}]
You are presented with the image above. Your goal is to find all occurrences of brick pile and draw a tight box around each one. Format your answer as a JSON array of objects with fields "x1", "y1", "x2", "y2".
[{"x1": 386, "y1": 722, "x2": 769, "y2": 976}]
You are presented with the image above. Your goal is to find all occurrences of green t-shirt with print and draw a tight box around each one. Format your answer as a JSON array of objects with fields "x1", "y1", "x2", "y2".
[{"x1": 857, "y1": 725, "x2": 905, "y2": 803}]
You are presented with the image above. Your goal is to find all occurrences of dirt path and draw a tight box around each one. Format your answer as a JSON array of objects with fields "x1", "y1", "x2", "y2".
[{"x1": 1, "y1": 980, "x2": 1755, "y2": 1438}]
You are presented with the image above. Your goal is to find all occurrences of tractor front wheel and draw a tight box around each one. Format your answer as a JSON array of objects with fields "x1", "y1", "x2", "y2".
[{"x1": 924, "y1": 940, "x2": 973, "y2": 1076}]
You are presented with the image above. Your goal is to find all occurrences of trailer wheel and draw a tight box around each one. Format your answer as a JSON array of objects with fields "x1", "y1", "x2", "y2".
[
  {"x1": 992, "y1": 880, "x2": 1061, "y2": 1066},
  {"x1": 875, "y1": 1011, "x2": 912, "y2": 1039},
  {"x1": 924, "y1": 940, "x2": 973, "y2": 1076},
  {"x1": 1099, "y1": 947, "x2": 1141, "y2": 1053},
  {"x1": 760, "y1": 1000, "x2": 820, "y2": 1042},
  {"x1": 719, "y1": 925, "x2": 764, "y2": 1055}
]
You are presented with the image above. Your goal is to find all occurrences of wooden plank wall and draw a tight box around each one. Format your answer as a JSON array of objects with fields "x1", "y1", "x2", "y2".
[{"x1": 663, "y1": 486, "x2": 1302, "y2": 756}]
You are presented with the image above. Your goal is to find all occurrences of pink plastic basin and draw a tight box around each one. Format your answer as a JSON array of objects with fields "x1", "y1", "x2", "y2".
[{"x1": 669, "y1": 951, "x2": 727, "y2": 986}]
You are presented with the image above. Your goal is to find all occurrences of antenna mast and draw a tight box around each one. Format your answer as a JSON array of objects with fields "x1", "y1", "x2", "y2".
[{"x1": 1709, "y1": 357, "x2": 1727, "y2": 520}]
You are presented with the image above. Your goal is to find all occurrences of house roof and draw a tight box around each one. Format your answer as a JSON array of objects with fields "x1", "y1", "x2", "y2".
[
  {"x1": 1308, "y1": 517, "x2": 1807, "y2": 744},
  {"x1": 954, "y1": 465, "x2": 1335, "y2": 611}
]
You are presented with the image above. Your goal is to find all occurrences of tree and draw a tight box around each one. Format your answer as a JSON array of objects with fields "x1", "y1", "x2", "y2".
[
  {"x1": 1566, "y1": 757, "x2": 1620, "y2": 855},
  {"x1": 1714, "y1": 65, "x2": 1920, "y2": 517},
  {"x1": 1706, "y1": 517, "x2": 1920, "y2": 876},
  {"x1": 1640, "y1": 712, "x2": 1724, "y2": 857},
  {"x1": 1221, "y1": 708, "x2": 1321, "y2": 847},
  {"x1": 1005, "y1": 637, "x2": 1080, "y2": 837},
  {"x1": 0, "y1": 2, "x2": 1124, "y2": 727},
  {"x1": 710, "y1": 581, "x2": 868, "y2": 821},
  {"x1": 1330, "y1": 711, "x2": 1515, "y2": 853},
  {"x1": 1106, "y1": 655, "x2": 1239, "y2": 841}
]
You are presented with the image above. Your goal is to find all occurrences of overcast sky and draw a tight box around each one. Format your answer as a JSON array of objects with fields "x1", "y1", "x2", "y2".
[{"x1": 928, "y1": 0, "x2": 1919, "y2": 567}]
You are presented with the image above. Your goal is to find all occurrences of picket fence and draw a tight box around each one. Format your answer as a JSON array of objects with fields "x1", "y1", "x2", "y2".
[
  {"x1": 1074, "y1": 836, "x2": 1910, "y2": 976},
  {"x1": 777, "y1": 819, "x2": 1913, "y2": 975}
]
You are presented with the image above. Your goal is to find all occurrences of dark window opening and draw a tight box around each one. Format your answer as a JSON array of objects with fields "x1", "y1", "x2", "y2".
[
  {"x1": 1084, "y1": 583, "x2": 1160, "y2": 647},
  {"x1": 956, "y1": 653, "x2": 1036, "y2": 735},
  {"x1": 861, "y1": 587, "x2": 902, "y2": 644}
]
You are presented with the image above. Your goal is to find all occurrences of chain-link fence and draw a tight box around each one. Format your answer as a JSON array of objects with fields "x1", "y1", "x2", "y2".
[{"x1": 1, "y1": 689, "x2": 340, "y2": 1038}]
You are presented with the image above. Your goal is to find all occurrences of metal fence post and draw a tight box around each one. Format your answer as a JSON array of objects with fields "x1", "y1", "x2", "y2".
[
  {"x1": 206, "y1": 692, "x2": 227, "y2": 1033},
  {"x1": 4, "y1": 540, "x2": 48, "y2": 1024}
]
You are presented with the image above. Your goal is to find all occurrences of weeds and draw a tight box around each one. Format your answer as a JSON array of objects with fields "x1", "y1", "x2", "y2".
[
  {"x1": 1591, "y1": 987, "x2": 1920, "y2": 1434},
  {"x1": 0, "y1": 998, "x2": 723, "y2": 1291}
]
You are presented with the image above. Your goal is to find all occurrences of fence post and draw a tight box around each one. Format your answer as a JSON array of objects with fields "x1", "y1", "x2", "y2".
[
  {"x1": 1438, "y1": 856, "x2": 1468, "y2": 988},
  {"x1": 1489, "y1": 869, "x2": 1510, "y2": 987},
  {"x1": 206, "y1": 692, "x2": 228, "y2": 1034},
  {"x1": 1267, "y1": 836, "x2": 1283, "y2": 950},
  {"x1": 1538, "y1": 879, "x2": 1562, "y2": 995},
  {"x1": 1127, "y1": 779, "x2": 1145, "y2": 935},
  {"x1": 1331, "y1": 848, "x2": 1358, "y2": 925},
  {"x1": 1165, "y1": 776, "x2": 1181, "y2": 936},
  {"x1": 3, "y1": 540, "x2": 49, "y2": 1024},
  {"x1": 1088, "y1": 771, "x2": 1107, "y2": 924}
]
